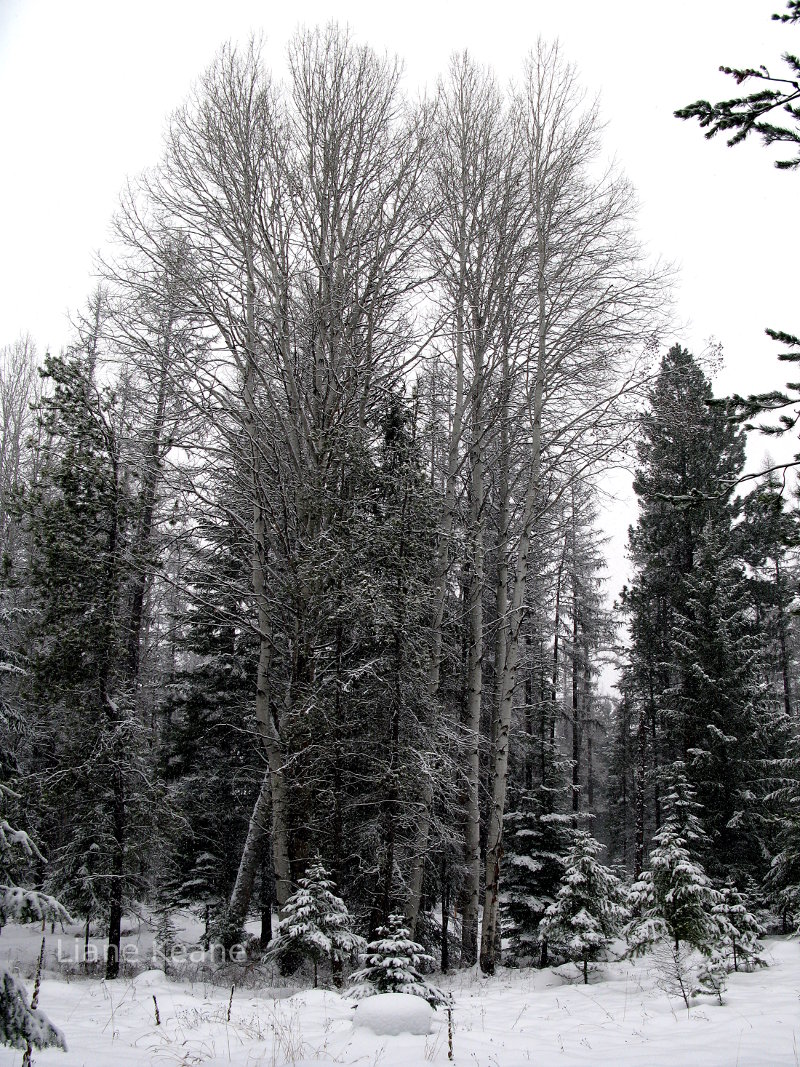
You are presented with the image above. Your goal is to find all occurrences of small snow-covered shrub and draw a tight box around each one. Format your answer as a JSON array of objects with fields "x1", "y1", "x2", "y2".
[
  {"x1": 693, "y1": 948, "x2": 727, "y2": 1004},
  {"x1": 349, "y1": 913, "x2": 448, "y2": 1007}
]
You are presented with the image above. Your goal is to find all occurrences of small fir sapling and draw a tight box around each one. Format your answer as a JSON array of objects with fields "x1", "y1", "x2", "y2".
[
  {"x1": 713, "y1": 882, "x2": 766, "y2": 972},
  {"x1": 181, "y1": 851, "x2": 223, "y2": 949},
  {"x1": 151, "y1": 899, "x2": 179, "y2": 975},
  {"x1": 625, "y1": 774, "x2": 721, "y2": 958},
  {"x1": 693, "y1": 948, "x2": 728, "y2": 1004},
  {"x1": 265, "y1": 861, "x2": 363, "y2": 987},
  {"x1": 349, "y1": 913, "x2": 449, "y2": 1007},
  {"x1": 538, "y1": 831, "x2": 627, "y2": 984},
  {"x1": 651, "y1": 940, "x2": 696, "y2": 1013}
]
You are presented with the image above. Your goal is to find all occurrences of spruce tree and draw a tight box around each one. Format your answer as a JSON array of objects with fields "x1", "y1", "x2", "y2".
[
  {"x1": 266, "y1": 862, "x2": 363, "y2": 988},
  {"x1": 693, "y1": 948, "x2": 728, "y2": 1004},
  {"x1": 625, "y1": 774, "x2": 721, "y2": 956},
  {"x1": 764, "y1": 739, "x2": 800, "y2": 930},
  {"x1": 620, "y1": 344, "x2": 747, "y2": 868},
  {"x1": 735, "y1": 481, "x2": 799, "y2": 725},
  {"x1": 159, "y1": 492, "x2": 260, "y2": 935},
  {"x1": 667, "y1": 520, "x2": 772, "y2": 880},
  {"x1": 25, "y1": 347, "x2": 155, "y2": 979},
  {"x1": 501, "y1": 789, "x2": 575, "y2": 966},
  {"x1": 713, "y1": 882, "x2": 765, "y2": 972},
  {"x1": 539, "y1": 831, "x2": 627, "y2": 983},
  {"x1": 676, "y1": 0, "x2": 800, "y2": 170},
  {"x1": 349, "y1": 913, "x2": 447, "y2": 1006}
]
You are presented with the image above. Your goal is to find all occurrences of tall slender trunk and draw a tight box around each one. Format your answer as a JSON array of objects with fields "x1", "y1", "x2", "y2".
[
  {"x1": 479, "y1": 260, "x2": 547, "y2": 974},
  {"x1": 125, "y1": 313, "x2": 172, "y2": 686},
  {"x1": 648, "y1": 669, "x2": 661, "y2": 830},
  {"x1": 241, "y1": 258, "x2": 292, "y2": 910},
  {"x1": 571, "y1": 610, "x2": 581, "y2": 820},
  {"x1": 105, "y1": 767, "x2": 125, "y2": 980},
  {"x1": 229, "y1": 770, "x2": 272, "y2": 928},
  {"x1": 102, "y1": 436, "x2": 125, "y2": 981},
  {"x1": 550, "y1": 545, "x2": 565, "y2": 759},
  {"x1": 775, "y1": 557, "x2": 793, "y2": 720},
  {"x1": 260, "y1": 851, "x2": 273, "y2": 949},
  {"x1": 634, "y1": 704, "x2": 647, "y2": 880},
  {"x1": 461, "y1": 347, "x2": 485, "y2": 965},
  {"x1": 406, "y1": 271, "x2": 467, "y2": 936}
]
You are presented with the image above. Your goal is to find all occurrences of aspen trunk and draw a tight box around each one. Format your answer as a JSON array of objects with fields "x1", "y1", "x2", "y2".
[
  {"x1": 479, "y1": 246, "x2": 547, "y2": 974},
  {"x1": 229, "y1": 770, "x2": 272, "y2": 926},
  {"x1": 461, "y1": 347, "x2": 485, "y2": 965},
  {"x1": 406, "y1": 281, "x2": 466, "y2": 936}
]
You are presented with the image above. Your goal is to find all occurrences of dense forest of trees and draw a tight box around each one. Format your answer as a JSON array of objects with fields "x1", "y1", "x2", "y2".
[{"x1": 3, "y1": 18, "x2": 800, "y2": 1028}]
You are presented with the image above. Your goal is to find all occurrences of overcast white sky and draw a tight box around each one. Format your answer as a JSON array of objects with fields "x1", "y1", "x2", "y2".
[{"x1": 0, "y1": 0, "x2": 796, "y2": 607}]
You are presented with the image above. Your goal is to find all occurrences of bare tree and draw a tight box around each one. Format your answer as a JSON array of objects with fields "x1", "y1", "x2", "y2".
[
  {"x1": 0, "y1": 335, "x2": 40, "y2": 567},
  {"x1": 478, "y1": 40, "x2": 668, "y2": 972},
  {"x1": 122, "y1": 28, "x2": 433, "y2": 924},
  {"x1": 411, "y1": 52, "x2": 533, "y2": 957}
]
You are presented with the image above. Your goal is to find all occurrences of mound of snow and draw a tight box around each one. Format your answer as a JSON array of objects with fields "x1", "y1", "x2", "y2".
[
  {"x1": 286, "y1": 988, "x2": 338, "y2": 1008},
  {"x1": 352, "y1": 992, "x2": 433, "y2": 1035},
  {"x1": 131, "y1": 968, "x2": 168, "y2": 988}
]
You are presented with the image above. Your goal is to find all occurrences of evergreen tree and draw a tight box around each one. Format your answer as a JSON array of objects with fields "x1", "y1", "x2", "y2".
[
  {"x1": 0, "y1": 786, "x2": 69, "y2": 1051},
  {"x1": 349, "y1": 913, "x2": 448, "y2": 1006},
  {"x1": 764, "y1": 737, "x2": 800, "y2": 929},
  {"x1": 667, "y1": 520, "x2": 772, "y2": 880},
  {"x1": 677, "y1": 1, "x2": 800, "y2": 522},
  {"x1": 676, "y1": 1, "x2": 800, "y2": 170},
  {"x1": 693, "y1": 948, "x2": 728, "y2": 1004},
  {"x1": 620, "y1": 344, "x2": 747, "y2": 868},
  {"x1": 501, "y1": 789, "x2": 575, "y2": 966},
  {"x1": 265, "y1": 862, "x2": 363, "y2": 988},
  {"x1": 713, "y1": 882, "x2": 766, "y2": 972},
  {"x1": 159, "y1": 490, "x2": 260, "y2": 932},
  {"x1": 606, "y1": 688, "x2": 637, "y2": 872},
  {"x1": 736, "y1": 480, "x2": 799, "y2": 725},
  {"x1": 625, "y1": 774, "x2": 721, "y2": 956},
  {"x1": 539, "y1": 831, "x2": 627, "y2": 983},
  {"x1": 151, "y1": 895, "x2": 179, "y2": 975},
  {"x1": 25, "y1": 345, "x2": 155, "y2": 979}
]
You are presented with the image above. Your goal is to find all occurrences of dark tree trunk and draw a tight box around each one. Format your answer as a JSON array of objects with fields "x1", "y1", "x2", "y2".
[{"x1": 105, "y1": 768, "x2": 125, "y2": 980}]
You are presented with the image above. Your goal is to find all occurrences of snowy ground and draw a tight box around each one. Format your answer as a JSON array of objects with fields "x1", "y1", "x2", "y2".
[{"x1": 3, "y1": 918, "x2": 800, "y2": 1066}]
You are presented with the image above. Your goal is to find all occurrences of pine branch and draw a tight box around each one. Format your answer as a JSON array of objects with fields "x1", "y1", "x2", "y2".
[{"x1": 675, "y1": 2, "x2": 800, "y2": 167}]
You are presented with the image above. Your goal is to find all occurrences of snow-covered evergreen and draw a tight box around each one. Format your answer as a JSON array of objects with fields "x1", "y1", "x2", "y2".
[
  {"x1": 501, "y1": 791, "x2": 575, "y2": 966},
  {"x1": 349, "y1": 913, "x2": 448, "y2": 1007},
  {"x1": 693, "y1": 947, "x2": 728, "y2": 1004},
  {"x1": 266, "y1": 862, "x2": 363, "y2": 987},
  {"x1": 1, "y1": 793, "x2": 69, "y2": 1050},
  {"x1": 713, "y1": 882, "x2": 766, "y2": 971},
  {"x1": 539, "y1": 831, "x2": 627, "y2": 983},
  {"x1": 625, "y1": 774, "x2": 721, "y2": 956}
]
